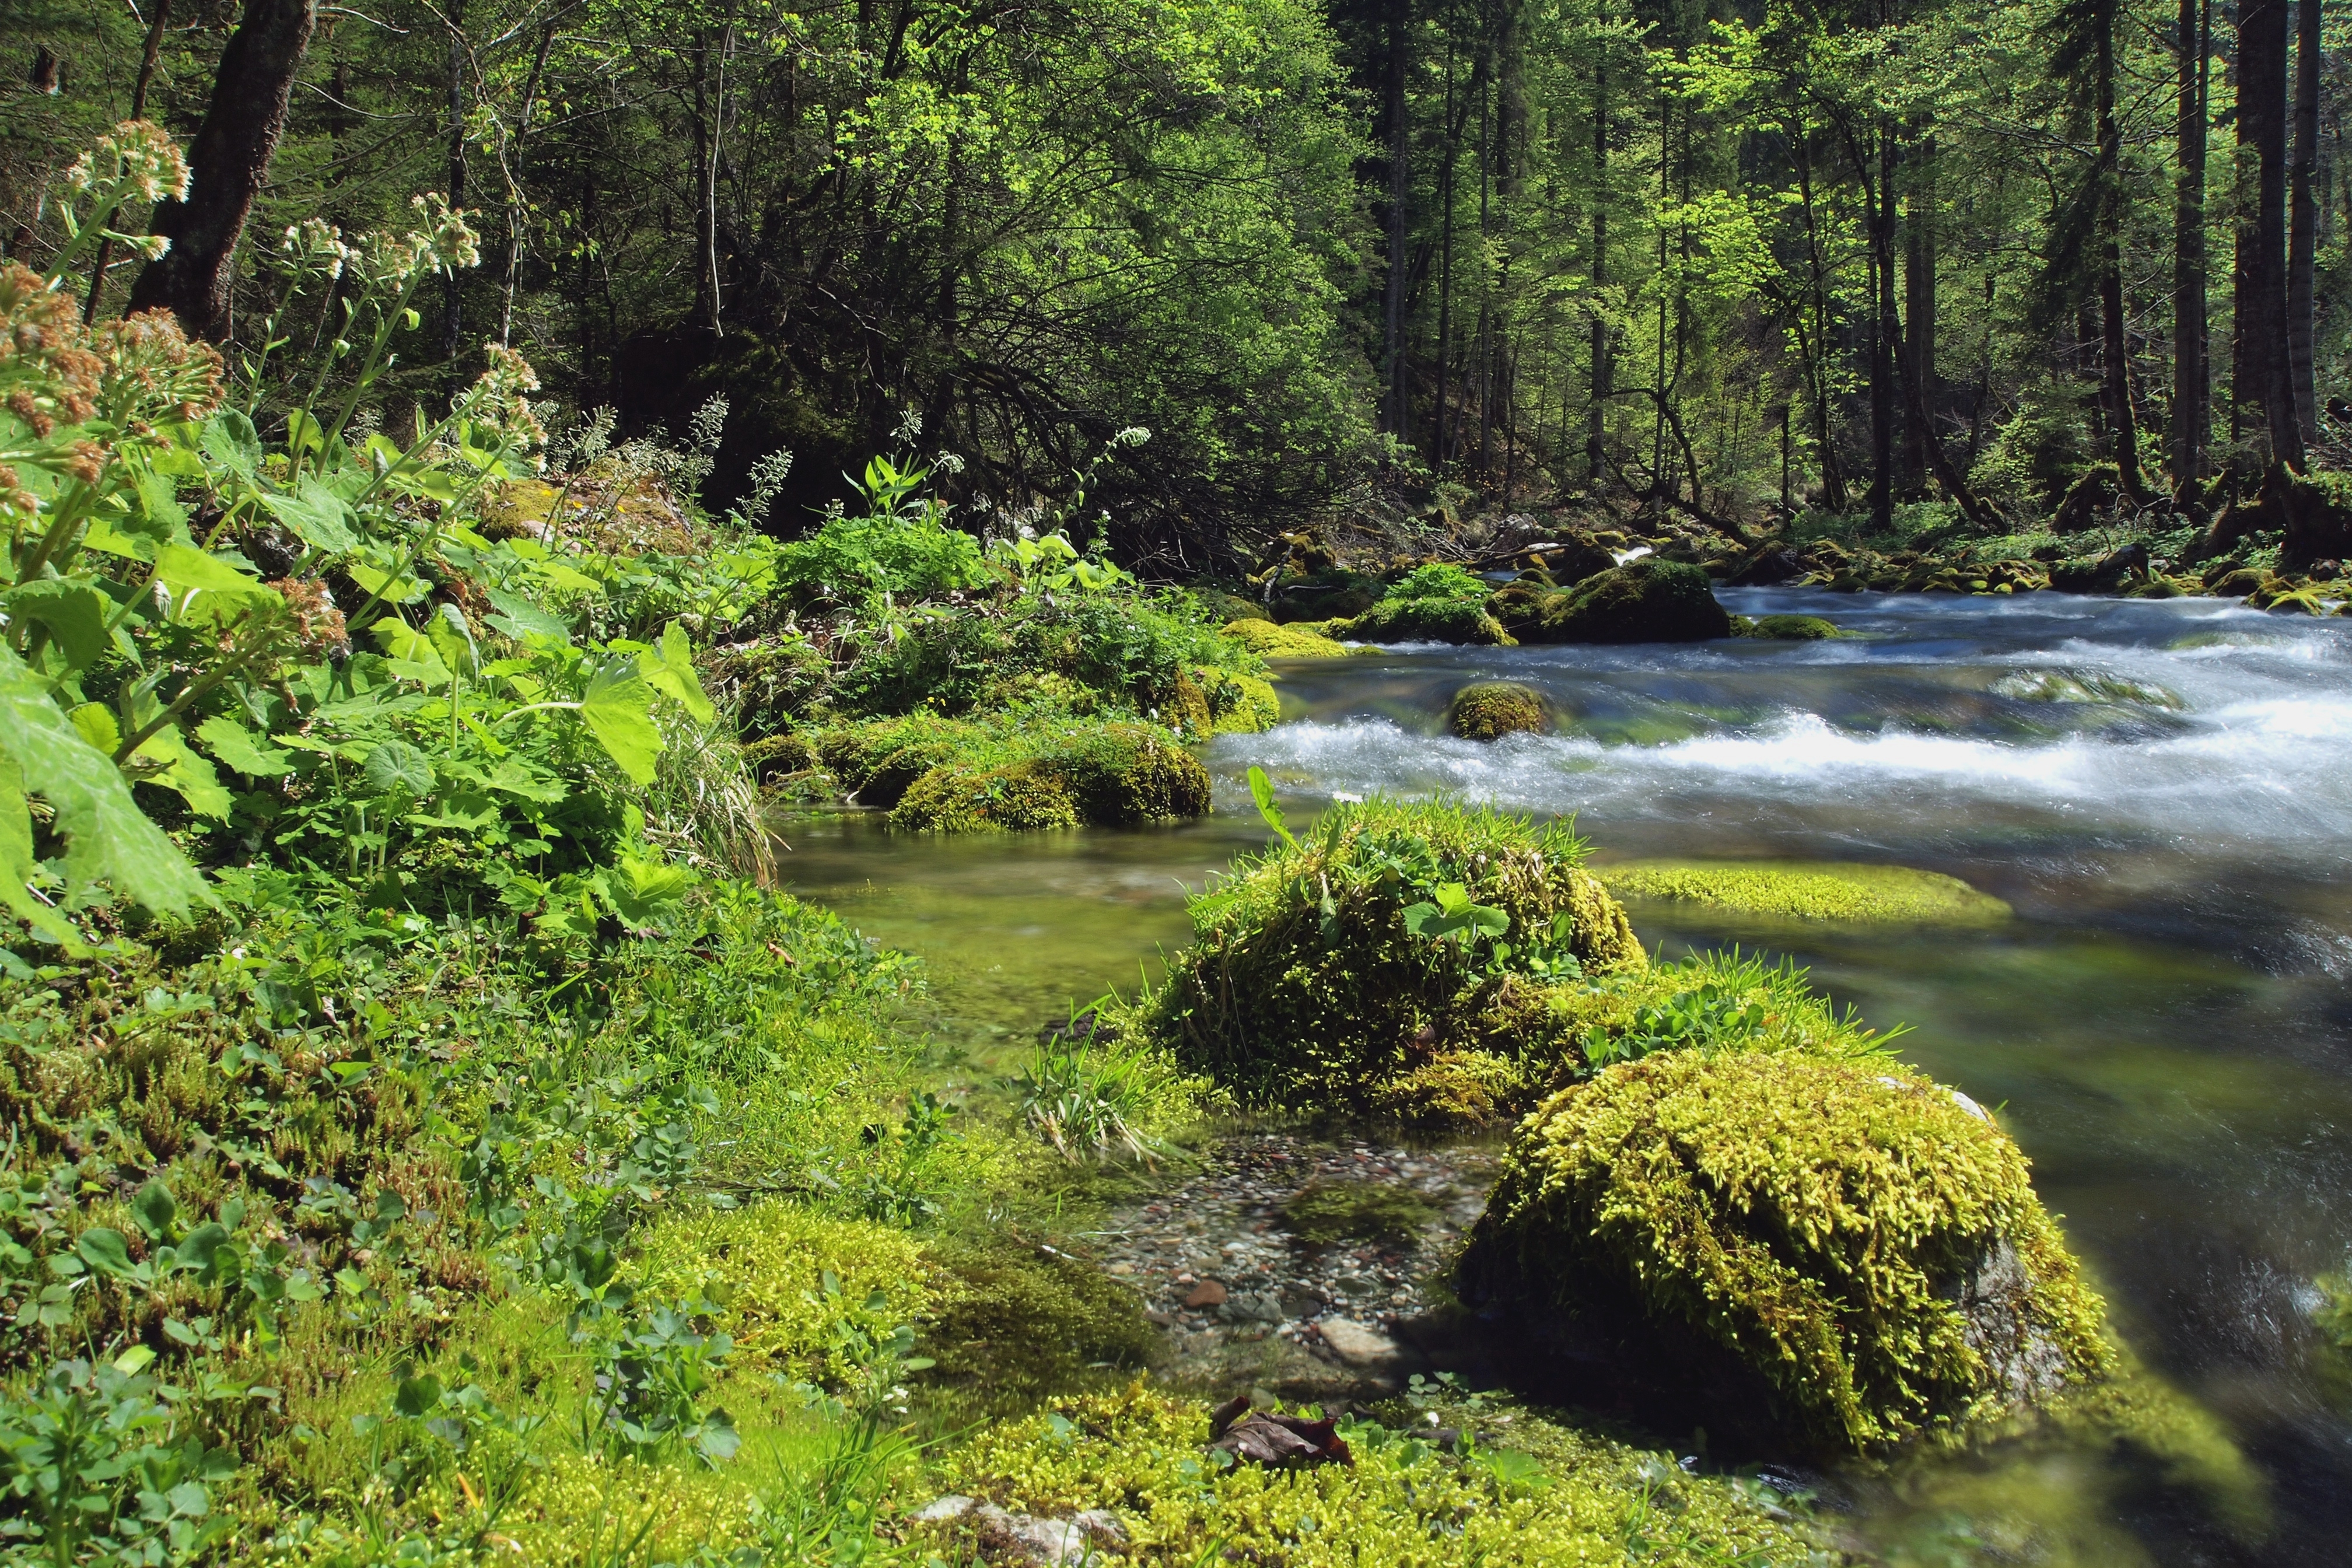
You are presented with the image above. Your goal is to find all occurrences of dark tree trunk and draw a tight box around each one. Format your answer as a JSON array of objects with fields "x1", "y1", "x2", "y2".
[
  {"x1": 443, "y1": 2, "x2": 467, "y2": 385},
  {"x1": 1870, "y1": 121, "x2": 1897, "y2": 530},
  {"x1": 2289, "y1": 0, "x2": 2321, "y2": 443},
  {"x1": 2091, "y1": 0, "x2": 2144, "y2": 497},
  {"x1": 128, "y1": 0, "x2": 316, "y2": 341},
  {"x1": 1586, "y1": 50, "x2": 1608, "y2": 485},
  {"x1": 1382, "y1": 0, "x2": 1410, "y2": 439},
  {"x1": 1901, "y1": 134, "x2": 1936, "y2": 495},
  {"x1": 2172, "y1": 0, "x2": 2210, "y2": 493},
  {"x1": 1436, "y1": 41, "x2": 1460, "y2": 466},
  {"x1": 2235, "y1": 0, "x2": 2305, "y2": 467}
]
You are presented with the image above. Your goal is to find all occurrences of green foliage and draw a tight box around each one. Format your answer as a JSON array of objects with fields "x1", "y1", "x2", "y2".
[
  {"x1": 1464, "y1": 1051, "x2": 2116, "y2": 1452},
  {"x1": 1383, "y1": 562, "x2": 1488, "y2": 602},
  {"x1": 0, "y1": 1351, "x2": 233, "y2": 1568},
  {"x1": 1007, "y1": 1025, "x2": 1204, "y2": 1165}
]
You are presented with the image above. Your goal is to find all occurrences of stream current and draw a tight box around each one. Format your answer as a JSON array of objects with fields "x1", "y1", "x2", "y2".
[{"x1": 782, "y1": 589, "x2": 2352, "y2": 1566}]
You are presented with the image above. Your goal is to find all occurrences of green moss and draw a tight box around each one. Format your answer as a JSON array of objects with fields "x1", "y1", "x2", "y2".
[
  {"x1": 631, "y1": 1201, "x2": 930, "y2": 1377},
  {"x1": 1367, "y1": 1048, "x2": 1534, "y2": 1127},
  {"x1": 826, "y1": 716, "x2": 1211, "y2": 832},
  {"x1": 890, "y1": 759, "x2": 1083, "y2": 832},
  {"x1": 1446, "y1": 681, "x2": 1548, "y2": 741},
  {"x1": 1279, "y1": 1180, "x2": 1440, "y2": 1244},
  {"x1": 1136, "y1": 799, "x2": 1643, "y2": 1112},
  {"x1": 1054, "y1": 724, "x2": 1214, "y2": 825},
  {"x1": 921, "y1": 1237, "x2": 1160, "y2": 1401},
  {"x1": 936, "y1": 1383, "x2": 1822, "y2": 1565},
  {"x1": 1195, "y1": 665, "x2": 1281, "y2": 733},
  {"x1": 1222, "y1": 616, "x2": 1353, "y2": 659},
  {"x1": 1340, "y1": 596, "x2": 1516, "y2": 645},
  {"x1": 1740, "y1": 613, "x2": 1847, "y2": 640},
  {"x1": 1595, "y1": 859, "x2": 2013, "y2": 925},
  {"x1": 1462, "y1": 1051, "x2": 2115, "y2": 1452}
]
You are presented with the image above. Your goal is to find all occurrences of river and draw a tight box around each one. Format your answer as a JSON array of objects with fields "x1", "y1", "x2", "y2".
[{"x1": 781, "y1": 587, "x2": 2352, "y2": 1566}]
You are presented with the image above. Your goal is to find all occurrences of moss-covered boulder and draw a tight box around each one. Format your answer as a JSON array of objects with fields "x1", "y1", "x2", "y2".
[
  {"x1": 1193, "y1": 664, "x2": 1281, "y2": 733},
  {"x1": 1507, "y1": 559, "x2": 1733, "y2": 644},
  {"x1": 1342, "y1": 597, "x2": 1515, "y2": 645},
  {"x1": 890, "y1": 723, "x2": 1212, "y2": 832},
  {"x1": 1737, "y1": 613, "x2": 1845, "y2": 640},
  {"x1": 1222, "y1": 617, "x2": 1352, "y2": 659},
  {"x1": 1447, "y1": 682, "x2": 1548, "y2": 741},
  {"x1": 1459, "y1": 1051, "x2": 2113, "y2": 1454},
  {"x1": 1137, "y1": 800, "x2": 1642, "y2": 1110},
  {"x1": 1596, "y1": 860, "x2": 2011, "y2": 925}
]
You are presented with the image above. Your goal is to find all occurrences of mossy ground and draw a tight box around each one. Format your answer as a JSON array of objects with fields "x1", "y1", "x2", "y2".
[
  {"x1": 1221, "y1": 616, "x2": 1356, "y2": 659},
  {"x1": 813, "y1": 715, "x2": 1212, "y2": 831},
  {"x1": 1596, "y1": 859, "x2": 2013, "y2": 925}
]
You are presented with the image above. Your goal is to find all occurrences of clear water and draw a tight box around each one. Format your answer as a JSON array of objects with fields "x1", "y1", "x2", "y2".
[{"x1": 780, "y1": 589, "x2": 2352, "y2": 1565}]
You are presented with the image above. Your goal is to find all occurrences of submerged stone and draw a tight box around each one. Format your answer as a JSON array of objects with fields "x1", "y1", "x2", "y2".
[
  {"x1": 1458, "y1": 1051, "x2": 2114, "y2": 1454},
  {"x1": 1594, "y1": 859, "x2": 2012, "y2": 925}
]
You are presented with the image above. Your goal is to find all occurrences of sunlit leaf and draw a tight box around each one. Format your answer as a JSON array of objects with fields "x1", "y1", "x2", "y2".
[{"x1": 578, "y1": 659, "x2": 662, "y2": 785}]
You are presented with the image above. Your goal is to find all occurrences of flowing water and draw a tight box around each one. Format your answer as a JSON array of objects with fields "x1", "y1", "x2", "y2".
[{"x1": 780, "y1": 589, "x2": 2352, "y2": 1566}]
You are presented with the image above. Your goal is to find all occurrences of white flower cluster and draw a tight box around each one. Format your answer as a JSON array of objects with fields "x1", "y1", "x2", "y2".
[{"x1": 64, "y1": 120, "x2": 191, "y2": 205}]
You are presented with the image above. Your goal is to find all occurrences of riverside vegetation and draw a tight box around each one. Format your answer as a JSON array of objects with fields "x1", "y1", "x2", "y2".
[{"x1": 0, "y1": 121, "x2": 2284, "y2": 1568}]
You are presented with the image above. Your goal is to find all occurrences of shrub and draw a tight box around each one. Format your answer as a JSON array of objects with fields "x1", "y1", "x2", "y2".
[
  {"x1": 1446, "y1": 682, "x2": 1547, "y2": 741},
  {"x1": 1136, "y1": 799, "x2": 1642, "y2": 1110},
  {"x1": 1383, "y1": 562, "x2": 1488, "y2": 601},
  {"x1": 1460, "y1": 1051, "x2": 2113, "y2": 1452}
]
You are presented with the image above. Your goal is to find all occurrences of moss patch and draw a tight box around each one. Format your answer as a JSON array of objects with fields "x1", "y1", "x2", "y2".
[
  {"x1": 1510, "y1": 559, "x2": 1734, "y2": 644},
  {"x1": 1279, "y1": 1180, "x2": 1440, "y2": 1244},
  {"x1": 818, "y1": 716, "x2": 1212, "y2": 832},
  {"x1": 1740, "y1": 612, "x2": 1847, "y2": 640},
  {"x1": 1340, "y1": 596, "x2": 1516, "y2": 646},
  {"x1": 922, "y1": 1237, "x2": 1161, "y2": 1401},
  {"x1": 1461, "y1": 1051, "x2": 2114, "y2": 1452},
  {"x1": 1447, "y1": 681, "x2": 1548, "y2": 741},
  {"x1": 936, "y1": 1383, "x2": 1822, "y2": 1565},
  {"x1": 1195, "y1": 665, "x2": 1281, "y2": 732},
  {"x1": 1595, "y1": 859, "x2": 2013, "y2": 925},
  {"x1": 1222, "y1": 617, "x2": 1353, "y2": 659}
]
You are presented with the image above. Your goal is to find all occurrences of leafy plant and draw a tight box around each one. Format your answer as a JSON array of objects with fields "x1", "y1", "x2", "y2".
[
  {"x1": 581, "y1": 1294, "x2": 740, "y2": 1466},
  {"x1": 1584, "y1": 982, "x2": 1769, "y2": 1070},
  {"x1": 0, "y1": 1350, "x2": 234, "y2": 1568},
  {"x1": 1008, "y1": 1027, "x2": 1177, "y2": 1166}
]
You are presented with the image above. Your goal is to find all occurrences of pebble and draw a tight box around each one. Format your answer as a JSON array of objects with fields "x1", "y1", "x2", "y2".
[{"x1": 1317, "y1": 1316, "x2": 1402, "y2": 1366}]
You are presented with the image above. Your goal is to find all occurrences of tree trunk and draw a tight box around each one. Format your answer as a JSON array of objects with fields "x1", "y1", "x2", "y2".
[
  {"x1": 128, "y1": 0, "x2": 316, "y2": 342},
  {"x1": 2092, "y1": 0, "x2": 2144, "y2": 497},
  {"x1": 1901, "y1": 134, "x2": 1936, "y2": 495},
  {"x1": 2235, "y1": 0, "x2": 2304, "y2": 468},
  {"x1": 1436, "y1": 41, "x2": 1459, "y2": 466},
  {"x1": 2288, "y1": 0, "x2": 2320, "y2": 444},
  {"x1": 1870, "y1": 121, "x2": 1897, "y2": 530},
  {"x1": 1586, "y1": 49, "x2": 1608, "y2": 486},
  {"x1": 1382, "y1": 0, "x2": 1410, "y2": 440},
  {"x1": 443, "y1": 2, "x2": 467, "y2": 384},
  {"x1": 2172, "y1": 0, "x2": 2210, "y2": 494}
]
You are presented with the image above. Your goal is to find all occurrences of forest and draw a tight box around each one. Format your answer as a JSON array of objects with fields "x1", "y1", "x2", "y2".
[
  {"x1": 7, "y1": 0, "x2": 2346, "y2": 561},
  {"x1": 4, "y1": 0, "x2": 2352, "y2": 1565}
]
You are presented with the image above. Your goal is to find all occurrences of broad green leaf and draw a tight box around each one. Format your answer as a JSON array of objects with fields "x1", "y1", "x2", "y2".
[
  {"x1": 201, "y1": 410, "x2": 262, "y2": 478},
  {"x1": 348, "y1": 559, "x2": 430, "y2": 605},
  {"x1": 598, "y1": 849, "x2": 694, "y2": 926},
  {"x1": 371, "y1": 620, "x2": 452, "y2": 687},
  {"x1": 132, "y1": 1180, "x2": 177, "y2": 1240},
  {"x1": 578, "y1": 660, "x2": 662, "y2": 785},
  {"x1": 153, "y1": 543, "x2": 274, "y2": 600},
  {"x1": 484, "y1": 586, "x2": 570, "y2": 644},
  {"x1": 133, "y1": 724, "x2": 233, "y2": 820},
  {"x1": 69, "y1": 702, "x2": 120, "y2": 752},
  {"x1": 1246, "y1": 765, "x2": 1296, "y2": 849},
  {"x1": 195, "y1": 715, "x2": 293, "y2": 778},
  {"x1": 3, "y1": 580, "x2": 112, "y2": 671},
  {"x1": 259, "y1": 480, "x2": 360, "y2": 554},
  {"x1": 129, "y1": 469, "x2": 191, "y2": 546},
  {"x1": 0, "y1": 754, "x2": 83, "y2": 949},
  {"x1": 363, "y1": 740, "x2": 436, "y2": 800},
  {"x1": 429, "y1": 603, "x2": 480, "y2": 678},
  {"x1": 0, "y1": 645, "x2": 209, "y2": 914},
  {"x1": 174, "y1": 1223, "x2": 229, "y2": 1277},
  {"x1": 638, "y1": 621, "x2": 715, "y2": 723},
  {"x1": 76, "y1": 1227, "x2": 136, "y2": 1279},
  {"x1": 533, "y1": 558, "x2": 606, "y2": 594},
  {"x1": 79, "y1": 517, "x2": 154, "y2": 561}
]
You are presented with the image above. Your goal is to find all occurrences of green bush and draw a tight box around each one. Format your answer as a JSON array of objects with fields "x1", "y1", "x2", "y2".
[{"x1": 1136, "y1": 798, "x2": 1643, "y2": 1111}]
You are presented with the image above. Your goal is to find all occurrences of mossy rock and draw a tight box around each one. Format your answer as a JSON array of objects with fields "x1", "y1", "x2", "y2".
[
  {"x1": 891, "y1": 760, "x2": 1084, "y2": 832},
  {"x1": 1510, "y1": 559, "x2": 1734, "y2": 644},
  {"x1": 1459, "y1": 1051, "x2": 2114, "y2": 1453},
  {"x1": 1595, "y1": 860, "x2": 2011, "y2": 925},
  {"x1": 1137, "y1": 800, "x2": 1642, "y2": 1111},
  {"x1": 1170, "y1": 671, "x2": 1214, "y2": 736},
  {"x1": 1193, "y1": 664, "x2": 1281, "y2": 733},
  {"x1": 1191, "y1": 586, "x2": 1271, "y2": 624},
  {"x1": 1056, "y1": 724, "x2": 1214, "y2": 825},
  {"x1": 1366, "y1": 1048, "x2": 1534, "y2": 1128},
  {"x1": 1341, "y1": 596, "x2": 1516, "y2": 646},
  {"x1": 1447, "y1": 682, "x2": 1548, "y2": 741},
  {"x1": 1222, "y1": 617, "x2": 1352, "y2": 659},
  {"x1": 740, "y1": 730, "x2": 820, "y2": 785},
  {"x1": 1738, "y1": 614, "x2": 1846, "y2": 640},
  {"x1": 818, "y1": 716, "x2": 993, "y2": 808}
]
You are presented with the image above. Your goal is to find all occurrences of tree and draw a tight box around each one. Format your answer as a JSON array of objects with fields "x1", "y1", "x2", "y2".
[
  {"x1": 127, "y1": 0, "x2": 316, "y2": 341},
  {"x1": 2172, "y1": 0, "x2": 2211, "y2": 494},
  {"x1": 2234, "y1": 0, "x2": 2306, "y2": 469},
  {"x1": 2288, "y1": 0, "x2": 2322, "y2": 444}
]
